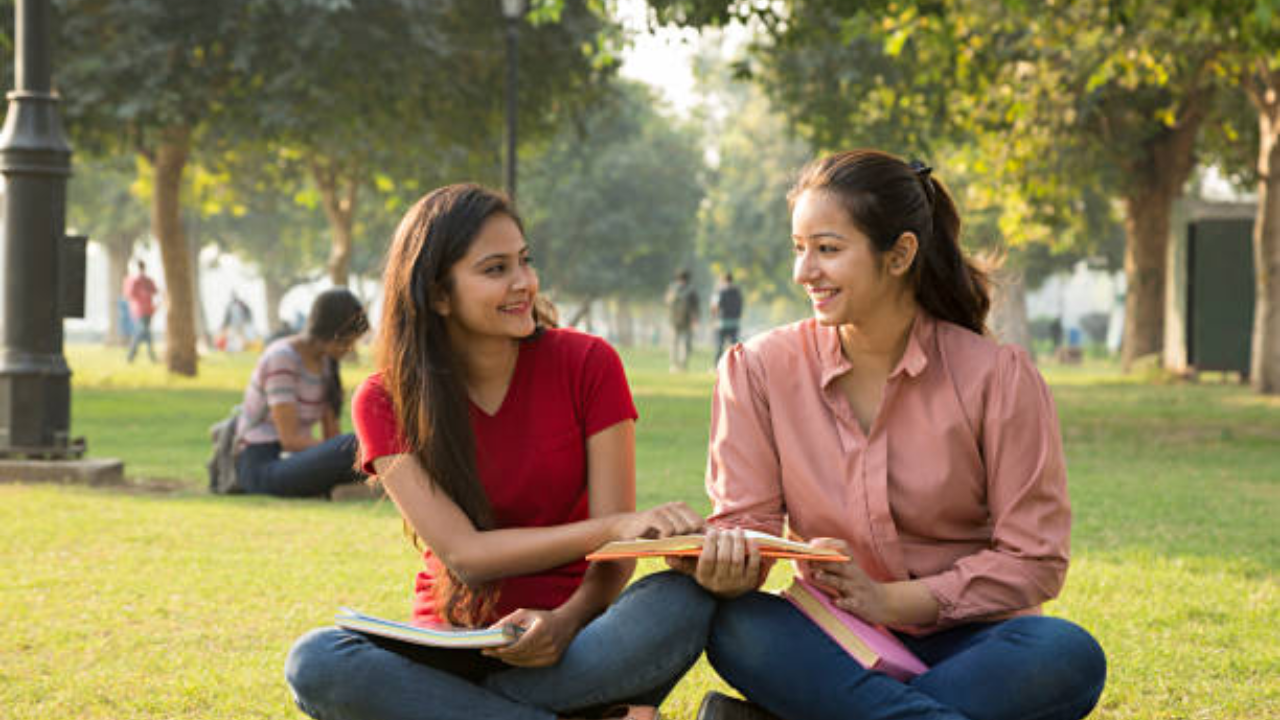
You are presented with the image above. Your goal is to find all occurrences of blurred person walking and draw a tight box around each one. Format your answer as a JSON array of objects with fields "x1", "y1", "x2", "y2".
[
  {"x1": 710, "y1": 271, "x2": 744, "y2": 365},
  {"x1": 123, "y1": 259, "x2": 160, "y2": 363},
  {"x1": 664, "y1": 269, "x2": 699, "y2": 372}
]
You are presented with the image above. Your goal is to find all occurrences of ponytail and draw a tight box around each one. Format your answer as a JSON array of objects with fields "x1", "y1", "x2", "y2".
[{"x1": 911, "y1": 174, "x2": 990, "y2": 335}]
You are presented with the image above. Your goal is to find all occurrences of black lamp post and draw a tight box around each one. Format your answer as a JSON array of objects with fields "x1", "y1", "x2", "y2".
[
  {"x1": 501, "y1": 0, "x2": 526, "y2": 204},
  {"x1": 0, "y1": 0, "x2": 85, "y2": 459}
]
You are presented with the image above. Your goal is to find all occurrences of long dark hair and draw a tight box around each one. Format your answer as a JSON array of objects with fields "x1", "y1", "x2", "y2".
[
  {"x1": 788, "y1": 150, "x2": 990, "y2": 335},
  {"x1": 374, "y1": 183, "x2": 555, "y2": 626},
  {"x1": 303, "y1": 287, "x2": 369, "y2": 415}
]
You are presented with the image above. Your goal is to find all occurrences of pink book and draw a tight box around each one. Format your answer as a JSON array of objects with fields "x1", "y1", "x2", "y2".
[{"x1": 781, "y1": 578, "x2": 929, "y2": 682}]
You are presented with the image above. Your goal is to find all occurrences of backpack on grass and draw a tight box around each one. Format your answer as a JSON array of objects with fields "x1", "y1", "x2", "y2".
[{"x1": 207, "y1": 406, "x2": 244, "y2": 494}]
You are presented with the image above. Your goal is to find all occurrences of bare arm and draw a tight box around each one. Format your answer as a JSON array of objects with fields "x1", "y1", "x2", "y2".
[
  {"x1": 269, "y1": 402, "x2": 319, "y2": 452},
  {"x1": 482, "y1": 421, "x2": 651, "y2": 667},
  {"x1": 549, "y1": 420, "x2": 638, "y2": 630},
  {"x1": 373, "y1": 420, "x2": 700, "y2": 588},
  {"x1": 320, "y1": 405, "x2": 340, "y2": 440}
]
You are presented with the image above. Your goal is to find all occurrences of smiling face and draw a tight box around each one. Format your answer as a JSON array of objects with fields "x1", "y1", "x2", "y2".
[
  {"x1": 791, "y1": 189, "x2": 911, "y2": 327},
  {"x1": 435, "y1": 212, "x2": 539, "y2": 345}
]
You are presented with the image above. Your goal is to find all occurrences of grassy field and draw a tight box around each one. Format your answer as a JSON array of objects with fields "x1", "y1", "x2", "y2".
[{"x1": 1, "y1": 343, "x2": 1277, "y2": 719}]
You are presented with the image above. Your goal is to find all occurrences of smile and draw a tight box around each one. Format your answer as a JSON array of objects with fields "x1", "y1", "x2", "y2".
[
  {"x1": 500, "y1": 301, "x2": 531, "y2": 314},
  {"x1": 807, "y1": 288, "x2": 840, "y2": 307}
]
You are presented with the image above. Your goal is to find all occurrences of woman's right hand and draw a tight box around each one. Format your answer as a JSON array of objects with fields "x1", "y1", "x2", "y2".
[
  {"x1": 610, "y1": 501, "x2": 705, "y2": 542},
  {"x1": 670, "y1": 526, "x2": 763, "y2": 598}
]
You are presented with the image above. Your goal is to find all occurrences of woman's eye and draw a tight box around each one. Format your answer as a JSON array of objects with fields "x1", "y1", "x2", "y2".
[
  {"x1": 485, "y1": 264, "x2": 505, "y2": 276},
  {"x1": 819, "y1": 244, "x2": 839, "y2": 254},
  {"x1": 792, "y1": 243, "x2": 805, "y2": 255},
  {"x1": 520, "y1": 254, "x2": 533, "y2": 266}
]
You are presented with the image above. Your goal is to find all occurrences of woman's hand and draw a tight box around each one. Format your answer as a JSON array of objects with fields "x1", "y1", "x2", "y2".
[
  {"x1": 482, "y1": 607, "x2": 579, "y2": 667},
  {"x1": 669, "y1": 526, "x2": 763, "y2": 598},
  {"x1": 800, "y1": 537, "x2": 891, "y2": 625},
  {"x1": 610, "y1": 501, "x2": 705, "y2": 542}
]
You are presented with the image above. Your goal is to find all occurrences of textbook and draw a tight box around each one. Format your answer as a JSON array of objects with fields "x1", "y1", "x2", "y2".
[
  {"x1": 587, "y1": 529, "x2": 849, "y2": 562},
  {"x1": 335, "y1": 607, "x2": 522, "y2": 649},
  {"x1": 781, "y1": 578, "x2": 928, "y2": 682}
]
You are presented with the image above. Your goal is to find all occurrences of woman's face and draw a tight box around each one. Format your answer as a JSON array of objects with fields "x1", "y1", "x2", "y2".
[
  {"x1": 321, "y1": 333, "x2": 361, "y2": 361},
  {"x1": 437, "y1": 213, "x2": 539, "y2": 344},
  {"x1": 790, "y1": 189, "x2": 902, "y2": 327}
]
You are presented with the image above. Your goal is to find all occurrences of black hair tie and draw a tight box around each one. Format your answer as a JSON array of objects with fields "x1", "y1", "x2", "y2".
[{"x1": 908, "y1": 159, "x2": 936, "y2": 206}]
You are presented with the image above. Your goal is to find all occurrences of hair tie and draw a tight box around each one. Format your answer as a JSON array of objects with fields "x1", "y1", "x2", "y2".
[{"x1": 908, "y1": 159, "x2": 936, "y2": 206}]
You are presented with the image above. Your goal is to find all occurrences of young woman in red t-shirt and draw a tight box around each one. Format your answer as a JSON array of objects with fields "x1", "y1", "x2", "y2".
[{"x1": 285, "y1": 184, "x2": 713, "y2": 720}]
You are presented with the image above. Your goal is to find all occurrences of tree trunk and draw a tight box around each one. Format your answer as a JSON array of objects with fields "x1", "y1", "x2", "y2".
[
  {"x1": 568, "y1": 297, "x2": 594, "y2": 329},
  {"x1": 614, "y1": 297, "x2": 635, "y2": 346},
  {"x1": 990, "y1": 267, "x2": 1034, "y2": 359},
  {"x1": 1249, "y1": 68, "x2": 1280, "y2": 394},
  {"x1": 1115, "y1": 85, "x2": 1208, "y2": 372},
  {"x1": 263, "y1": 272, "x2": 289, "y2": 336},
  {"x1": 149, "y1": 126, "x2": 198, "y2": 376},
  {"x1": 187, "y1": 216, "x2": 213, "y2": 349},
  {"x1": 102, "y1": 232, "x2": 133, "y2": 346},
  {"x1": 1120, "y1": 188, "x2": 1174, "y2": 370},
  {"x1": 311, "y1": 158, "x2": 359, "y2": 287}
]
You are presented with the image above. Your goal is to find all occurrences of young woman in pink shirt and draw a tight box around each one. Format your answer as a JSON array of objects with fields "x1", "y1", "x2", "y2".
[{"x1": 680, "y1": 150, "x2": 1107, "y2": 720}]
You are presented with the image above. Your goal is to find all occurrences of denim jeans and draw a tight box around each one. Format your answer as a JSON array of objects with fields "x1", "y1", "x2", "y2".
[
  {"x1": 126, "y1": 314, "x2": 156, "y2": 362},
  {"x1": 236, "y1": 434, "x2": 364, "y2": 498},
  {"x1": 708, "y1": 591, "x2": 1106, "y2": 720},
  {"x1": 670, "y1": 327, "x2": 694, "y2": 370},
  {"x1": 714, "y1": 325, "x2": 740, "y2": 365},
  {"x1": 285, "y1": 571, "x2": 715, "y2": 720}
]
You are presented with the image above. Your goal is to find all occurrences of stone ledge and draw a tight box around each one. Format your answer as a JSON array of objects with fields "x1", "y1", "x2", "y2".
[{"x1": 0, "y1": 458, "x2": 125, "y2": 486}]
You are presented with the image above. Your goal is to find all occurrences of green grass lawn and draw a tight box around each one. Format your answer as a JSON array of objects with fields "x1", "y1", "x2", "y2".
[{"x1": 1, "y1": 344, "x2": 1277, "y2": 719}]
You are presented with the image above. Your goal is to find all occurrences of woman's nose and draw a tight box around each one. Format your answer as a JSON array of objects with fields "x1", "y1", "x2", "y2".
[{"x1": 793, "y1": 250, "x2": 817, "y2": 284}]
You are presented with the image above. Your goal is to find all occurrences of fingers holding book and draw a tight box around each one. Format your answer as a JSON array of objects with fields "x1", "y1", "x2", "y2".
[
  {"x1": 692, "y1": 527, "x2": 765, "y2": 599},
  {"x1": 801, "y1": 537, "x2": 890, "y2": 625},
  {"x1": 482, "y1": 607, "x2": 575, "y2": 668}
]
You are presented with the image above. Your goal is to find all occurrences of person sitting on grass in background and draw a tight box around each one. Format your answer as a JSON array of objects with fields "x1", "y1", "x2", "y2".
[
  {"x1": 674, "y1": 150, "x2": 1107, "y2": 720},
  {"x1": 234, "y1": 288, "x2": 369, "y2": 498},
  {"x1": 285, "y1": 183, "x2": 713, "y2": 720}
]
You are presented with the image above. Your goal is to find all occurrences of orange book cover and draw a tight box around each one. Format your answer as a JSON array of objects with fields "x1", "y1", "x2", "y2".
[{"x1": 587, "y1": 529, "x2": 849, "y2": 562}]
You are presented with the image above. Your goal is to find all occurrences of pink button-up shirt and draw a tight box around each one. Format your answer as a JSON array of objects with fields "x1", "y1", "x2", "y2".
[{"x1": 707, "y1": 313, "x2": 1070, "y2": 633}]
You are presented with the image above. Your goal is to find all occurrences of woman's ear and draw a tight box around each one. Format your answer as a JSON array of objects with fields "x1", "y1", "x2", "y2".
[{"x1": 887, "y1": 232, "x2": 920, "y2": 277}]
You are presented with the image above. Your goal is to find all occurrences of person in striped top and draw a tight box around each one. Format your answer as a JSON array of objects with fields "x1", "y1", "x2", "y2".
[{"x1": 234, "y1": 288, "x2": 370, "y2": 497}]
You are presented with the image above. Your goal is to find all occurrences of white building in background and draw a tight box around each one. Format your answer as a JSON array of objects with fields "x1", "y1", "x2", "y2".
[
  {"x1": 63, "y1": 242, "x2": 381, "y2": 345},
  {"x1": 1025, "y1": 260, "x2": 1125, "y2": 352}
]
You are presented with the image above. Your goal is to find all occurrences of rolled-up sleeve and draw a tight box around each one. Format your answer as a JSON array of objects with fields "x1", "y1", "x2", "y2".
[
  {"x1": 921, "y1": 345, "x2": 1071, "y2": 624},
  {"x1": 706, "y1": 346, "x2": 786, "y2": 536}
]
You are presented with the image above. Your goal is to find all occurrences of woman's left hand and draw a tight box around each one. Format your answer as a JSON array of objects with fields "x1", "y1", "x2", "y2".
[
  {"x1": 482, "y1": 608, "x2": 579, "y2": 667},
  {"x1": 801, "y1": 537, "x2": 891, "y2": 625}
]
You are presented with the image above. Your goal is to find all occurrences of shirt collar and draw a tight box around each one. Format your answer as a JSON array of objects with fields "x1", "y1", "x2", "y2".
[{"x1": 817, "y1": 312, "x2": 934, "y2": 388}]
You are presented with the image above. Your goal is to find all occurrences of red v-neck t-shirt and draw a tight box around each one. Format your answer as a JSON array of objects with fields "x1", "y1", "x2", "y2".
[{"x1": 351, "y1": 328, "x2": 639, "y2": 626}]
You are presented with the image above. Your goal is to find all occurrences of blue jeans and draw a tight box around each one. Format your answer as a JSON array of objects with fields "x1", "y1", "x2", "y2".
[
  {"x1": 236, "y1": 434, "x2": 364, "y2": 498},
  {"x1": 708, "y1": 592, "x2": 1106, "y2": 720},
  {"x1": 285, "y1": 571, "x2": 715, "y2": 720},
  {"x1": 126, "y1": 314, "x2": 155, "y2": 362}
]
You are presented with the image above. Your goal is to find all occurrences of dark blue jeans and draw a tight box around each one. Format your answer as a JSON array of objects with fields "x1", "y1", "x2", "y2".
[
  {"x1": 708, "y1": 591, "x2": 1106, "y2": 720},
  {"x1": 236, "y1": 434, "x2": 364, "y2": 498},
  {"x1": 285, "y1": 571, "x2": 716, "y2": 720}
]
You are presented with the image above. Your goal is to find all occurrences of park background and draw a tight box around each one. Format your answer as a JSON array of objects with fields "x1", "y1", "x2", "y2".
[{"x1": 1, "y1": 1, "x2": 1278, "y2": 718}]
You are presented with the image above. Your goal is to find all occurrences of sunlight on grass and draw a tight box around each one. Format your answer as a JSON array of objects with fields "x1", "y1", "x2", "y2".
[{"x1": 1, "y1": 341, "x2": 1273, "y2": 719}]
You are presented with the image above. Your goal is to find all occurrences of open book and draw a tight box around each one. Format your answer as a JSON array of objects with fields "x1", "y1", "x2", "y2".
[
  {"x1": 587, "y1": 529, "x2": 848, "y2": 562},
  {"x1": 781, "y1": 578, "x2": 928, "y2": 681},
  {"x1": 335, "y1": 608, "x2": 522, "y2": 649}
]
